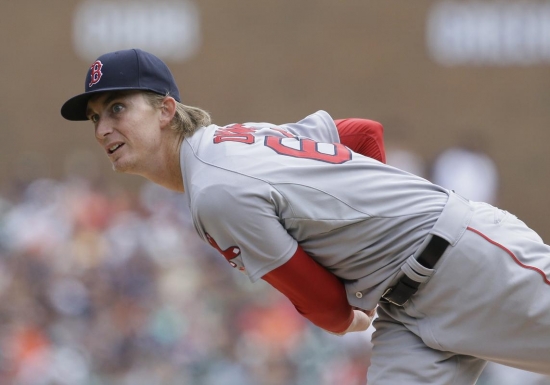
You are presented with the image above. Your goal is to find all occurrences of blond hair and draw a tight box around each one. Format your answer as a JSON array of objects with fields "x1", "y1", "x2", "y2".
[{"x1": 143, "y1": 92, "x2": 212, "y2": 137}]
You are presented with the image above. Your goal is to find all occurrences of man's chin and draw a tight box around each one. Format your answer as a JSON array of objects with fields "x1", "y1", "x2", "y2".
[
  {"x1": 111, "y1": 162, "x2": 143, "y2": 177},
  {"x1": 111, "y1": 161, "x2": 131, "y2": 174}
]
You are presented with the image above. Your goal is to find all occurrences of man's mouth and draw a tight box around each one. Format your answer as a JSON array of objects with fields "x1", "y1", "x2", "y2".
[{"x1": 108, "y1": 143, "x2": 124, "y2": 154}]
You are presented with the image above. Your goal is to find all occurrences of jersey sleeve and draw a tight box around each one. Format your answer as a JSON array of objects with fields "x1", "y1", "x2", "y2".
[
  {"x1": 194, "y1": 181, "x2": 298, "y2": 283},
  {"x1": 198, "y1": 185, "x2": 354, "y2": 333},
  {"x1": 335, "y1": 118, "x2": 386, "y2": 163}
]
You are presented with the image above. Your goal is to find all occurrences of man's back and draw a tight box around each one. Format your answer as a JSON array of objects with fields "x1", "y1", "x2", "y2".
[{"x1": 181, "y1": 111, "x2": 449, "y2": 309}]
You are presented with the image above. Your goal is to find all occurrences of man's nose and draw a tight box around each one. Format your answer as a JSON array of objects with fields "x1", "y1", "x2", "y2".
[{"x1": 95, "y1": 118, "x2": 113, "y2": 140}]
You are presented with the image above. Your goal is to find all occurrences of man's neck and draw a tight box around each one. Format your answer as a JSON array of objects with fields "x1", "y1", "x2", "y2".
[{"x1": 141, "y1": 137, "x2": 185, "y2": 192}]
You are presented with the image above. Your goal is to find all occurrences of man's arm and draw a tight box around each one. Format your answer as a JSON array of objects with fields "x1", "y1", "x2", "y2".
[
  {"x1": 335, "y1": 119, "x2": 386, "y2": 163},
  {"x1": 262, "y1": 245, "x2": 374, "y2": 334}
]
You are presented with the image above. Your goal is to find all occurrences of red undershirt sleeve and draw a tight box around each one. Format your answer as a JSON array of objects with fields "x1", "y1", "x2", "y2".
[
  {"x1": 335, "y1": 118, "x2": 386, "y2": 163},
  {"x1": 262, "y1": 245, "x2": 354, "y2": 334}
]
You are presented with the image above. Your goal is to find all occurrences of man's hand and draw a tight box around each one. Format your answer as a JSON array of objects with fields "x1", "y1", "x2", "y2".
[{"x1": 329, "y1": 307, "x2": 377, "y2": 336}]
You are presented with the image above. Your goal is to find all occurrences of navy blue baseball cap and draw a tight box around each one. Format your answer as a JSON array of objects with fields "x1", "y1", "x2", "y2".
[{"x1": 61, "y1": 48, "x2": 181, "y2": 121}]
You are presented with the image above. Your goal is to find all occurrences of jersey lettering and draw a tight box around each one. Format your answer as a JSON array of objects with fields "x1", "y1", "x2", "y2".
[
  {"x1": 205, "y1": 233, "x2": 245, "y2": 271},
  {"x1": 89, "y1": 60, "x2": 103, "y2": 87},
  {"x1": 213, "y1": 124, "x2": 255, "y2": 144},
  {"x1": 264, "y1": 136, "x2": 352, "y2": 164}
]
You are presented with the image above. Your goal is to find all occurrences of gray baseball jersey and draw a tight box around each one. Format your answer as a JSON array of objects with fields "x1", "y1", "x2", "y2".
[
  {"x1": 181, "y1": 110, "x2": 449, "y2": 310},
  {"x1": 181, "y1": 110, "x2": 550, "y2": 384}
]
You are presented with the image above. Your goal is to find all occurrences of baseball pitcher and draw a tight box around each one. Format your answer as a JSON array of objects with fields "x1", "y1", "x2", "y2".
[{"x1": 61, "y1": 49, "x2": 550, "y2": 385}]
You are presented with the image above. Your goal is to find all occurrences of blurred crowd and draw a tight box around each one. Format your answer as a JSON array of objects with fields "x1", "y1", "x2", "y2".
[
  {"x1": 0, "y1": 171, "x2": 372, "y2": 385},
  {"x1": 0, "y1": 138, "x2": 548, "y2": 385}
]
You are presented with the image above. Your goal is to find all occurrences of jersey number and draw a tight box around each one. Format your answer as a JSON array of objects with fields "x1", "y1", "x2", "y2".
[
  {"x1": 214, "y1": 125, "x2": 351, "y2": 164},
  {"x1": 264, "y1": 136, "x2": 351, "y2": 164}
]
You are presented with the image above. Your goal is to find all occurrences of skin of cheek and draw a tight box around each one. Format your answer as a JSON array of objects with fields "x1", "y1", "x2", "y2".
[{"x1": 110, "y1": 115, "x2": 163, "y2": 174}]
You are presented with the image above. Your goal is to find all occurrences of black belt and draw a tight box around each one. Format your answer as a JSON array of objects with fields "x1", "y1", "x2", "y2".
[{"x1": 381, "y1": 235, "x2": 449, "y2": 306}]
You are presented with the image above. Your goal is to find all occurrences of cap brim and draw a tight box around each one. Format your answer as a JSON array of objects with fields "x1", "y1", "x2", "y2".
[
  {"x1": 60, "y1": 87, "x2": 163, "y2": 121},
  {"x1": 61, "y1": 91, "x2": 96, "y2": 121}
]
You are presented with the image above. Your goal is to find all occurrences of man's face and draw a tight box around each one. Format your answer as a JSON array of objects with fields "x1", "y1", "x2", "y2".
[{"x1": 86, "y1": 91, "x2": 162, "y2": 174}]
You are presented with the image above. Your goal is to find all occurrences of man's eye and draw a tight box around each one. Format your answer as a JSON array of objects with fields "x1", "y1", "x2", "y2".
[
  {"x1": 90, "y1": 114, "x2": 99, "y2": 123},
  {"x1": 112, "y1": 104, "x2": 123, "y2": 113}
]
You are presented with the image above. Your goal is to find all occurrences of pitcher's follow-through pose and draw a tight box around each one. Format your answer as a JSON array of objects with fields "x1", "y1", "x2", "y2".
[{"x1": 61, "y1": 49, "x2": 550, "y2": 384}]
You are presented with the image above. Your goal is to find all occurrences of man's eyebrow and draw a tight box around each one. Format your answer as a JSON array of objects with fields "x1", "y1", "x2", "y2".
[{"x1": 86, "y1": 92, "x2": 125, "y2": 118}]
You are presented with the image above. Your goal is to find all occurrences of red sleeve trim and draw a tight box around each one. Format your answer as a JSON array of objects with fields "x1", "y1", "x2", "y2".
[
  {"x1": 262, "y1": 245, "x2": 354, "y2": 333},
  {"x1": 335, "y1": 118, "x2": 386, "y2": 163}
]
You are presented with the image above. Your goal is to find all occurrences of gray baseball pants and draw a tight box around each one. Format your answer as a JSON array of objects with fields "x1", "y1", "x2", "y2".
[{"x1": 368, "y1": 194, "x2": 550, "y2": 384}]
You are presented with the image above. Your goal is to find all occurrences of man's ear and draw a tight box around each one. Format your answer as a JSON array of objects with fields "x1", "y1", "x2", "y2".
[{"x1": 159, "y1": 96, "x2": 177, "y2": 128}]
